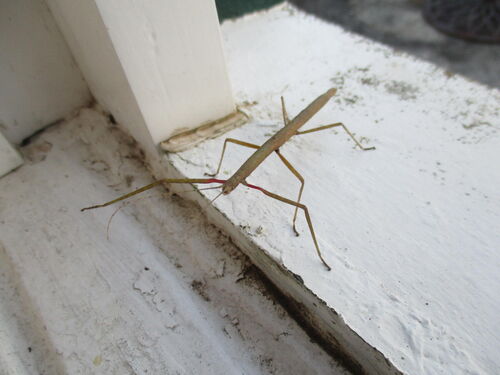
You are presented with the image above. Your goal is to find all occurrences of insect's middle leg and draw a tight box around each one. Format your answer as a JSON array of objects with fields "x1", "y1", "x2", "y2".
[
  {"x1": 206, "y1": 138, "x2": 260, "y2": 177},
  {"x1": 296, "y1": 122, "x2": 376, "y2": 151},
  {"x1": 275, "y1": 150, "x2": 304, "y2": 237}
]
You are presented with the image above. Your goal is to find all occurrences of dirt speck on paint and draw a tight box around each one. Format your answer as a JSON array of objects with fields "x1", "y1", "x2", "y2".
[
  {"x1": 125, "y1": 174, "x2": 135, "y2": 187},
  {"x1": 384, "y1": 80, "x2": 419, "y2": 100},
  {"x1": 462, "y1": 120, "x2": 492, "y2": 130},
  {"x1": 191, "y1": 280, "x2": 211, "y2": 302},
  {"x1": 23, "y1": 141, "x2": 53, "y2": 164}
]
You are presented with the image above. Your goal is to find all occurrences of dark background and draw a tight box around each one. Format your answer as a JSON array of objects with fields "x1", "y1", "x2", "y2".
[{"x1": 215, "y1": 0, "x2": 500, "y2": 88}]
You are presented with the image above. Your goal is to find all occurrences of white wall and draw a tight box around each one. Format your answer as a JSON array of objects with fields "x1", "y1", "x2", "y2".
[{"x1": 0, "y1": 0, "x2": 91, "y2": 144}]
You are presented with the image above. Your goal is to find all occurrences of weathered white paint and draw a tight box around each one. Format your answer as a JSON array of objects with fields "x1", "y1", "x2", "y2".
[
  {"x1": 0, "y1": 131, "x2": 23, "y2": 178},
  {"x1": 0, "y1": 0, "x2": 91, "y2": 144},
  {"x1": 169, "y1": 4, "x2": 500, "y2": 375}
]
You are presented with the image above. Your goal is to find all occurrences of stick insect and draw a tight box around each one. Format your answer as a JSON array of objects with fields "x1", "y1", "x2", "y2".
[{"x1": 82, "y1": 88, "x2": 375, "y2": 270}]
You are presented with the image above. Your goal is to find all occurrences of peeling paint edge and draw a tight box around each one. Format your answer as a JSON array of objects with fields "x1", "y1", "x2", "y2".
[{"x1": 160, "y1": 110, "x2": 248, "y2": 153}]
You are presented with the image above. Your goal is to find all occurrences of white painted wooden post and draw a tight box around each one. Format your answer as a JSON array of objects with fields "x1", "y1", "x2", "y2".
[
  {"x1": 46, "y1": 0, "x2": 236, "y2": 158},
  {"x1": 94, "y1": 0, "x2": 237, "y2": 145}
]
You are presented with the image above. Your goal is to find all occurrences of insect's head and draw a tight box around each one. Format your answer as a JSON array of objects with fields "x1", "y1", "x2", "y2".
[{"x1": 222, "y1": 180, "x2": 238, "y2": 195}]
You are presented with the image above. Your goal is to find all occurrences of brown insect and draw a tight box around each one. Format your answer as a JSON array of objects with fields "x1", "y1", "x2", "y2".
[{"x1": 82, "y1": 88, "x2": 375, "y2": 270}]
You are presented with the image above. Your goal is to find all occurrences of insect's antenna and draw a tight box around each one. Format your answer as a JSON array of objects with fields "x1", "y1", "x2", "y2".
[
  {"x1": 209, "y1": 190, "x2": 224, "y2": 205},
  {"x1": 106, "y1": 193, "x2": 155, "y2": 239},
  {"x1": 199, "y1": 186, "x2": 224, "y2": 210},
  {"x1": 107, "y1": 202, "x2": 128, "y2": 240},
  {"x1": 176, "y1": 185, "x2": 223, "y2": 194}
]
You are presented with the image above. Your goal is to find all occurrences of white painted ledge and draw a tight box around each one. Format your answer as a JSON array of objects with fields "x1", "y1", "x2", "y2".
[{"x1": 167, "y1": 4, "x2": 500, "y2": 375}]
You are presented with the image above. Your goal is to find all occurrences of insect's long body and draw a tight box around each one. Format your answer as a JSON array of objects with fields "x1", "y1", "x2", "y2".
[{"x1": 222, "y1": 88, "x2": 337, "y2": 194}]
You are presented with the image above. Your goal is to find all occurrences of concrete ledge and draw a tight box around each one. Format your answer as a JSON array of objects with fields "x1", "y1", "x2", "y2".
[
  {"x1": 0, "y1": 108, "x2": 350, "y2": 374},
  {"x1": 168, "y1": 4, "x2": 500, "y2": 375}
]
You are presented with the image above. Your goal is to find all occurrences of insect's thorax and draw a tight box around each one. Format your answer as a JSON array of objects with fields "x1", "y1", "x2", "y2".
[{"x1": 222, "y1": 175, "x2": 240, "y2": 194}]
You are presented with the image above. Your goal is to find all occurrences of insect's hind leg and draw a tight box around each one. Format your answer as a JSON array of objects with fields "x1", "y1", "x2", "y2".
[
  {"x1": 275, "y1": 150, "x2": 304, "y2": 237},
  {"x1": 81, "y1": 178, "x2": 224, "y2": 211},
  {"x1": 243, "y1": 182, "x2": 331, "y2": 271},
  {"x1": 206, "y1": 138, "x2": 260, "y2": 177},
  {"x1": 296, "y1": 122, "x2": 376, "y2": 151}
]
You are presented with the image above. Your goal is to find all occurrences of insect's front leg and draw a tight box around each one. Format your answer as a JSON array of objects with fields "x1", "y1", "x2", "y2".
[{"x1": 205, "y1": 138, "x2": 260, "y2": 177}]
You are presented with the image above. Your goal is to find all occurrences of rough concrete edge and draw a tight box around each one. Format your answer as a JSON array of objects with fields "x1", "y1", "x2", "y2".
[{"x1": 160, "y1": 154, "x2": 404, "y2": 375}]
